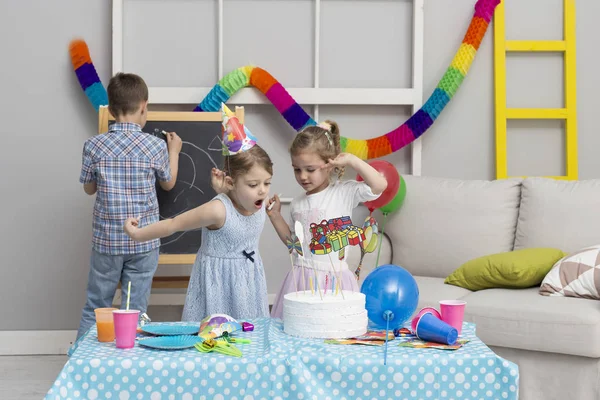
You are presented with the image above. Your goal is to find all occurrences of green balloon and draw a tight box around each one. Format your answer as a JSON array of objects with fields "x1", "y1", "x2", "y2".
[{"x1": 379, "y1": 175, "x2": 406, "y2": 214}]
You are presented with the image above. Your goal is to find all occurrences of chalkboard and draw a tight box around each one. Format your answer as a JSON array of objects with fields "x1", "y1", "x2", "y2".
[{"x1": 99, "y1": 107, "x2": 244, "y2": 264}]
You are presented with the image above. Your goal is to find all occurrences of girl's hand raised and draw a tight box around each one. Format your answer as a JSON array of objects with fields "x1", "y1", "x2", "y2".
[
  {"x1": 322, "y1": 153, "x2": 359, "y2": 169},
  {"x1": 211, "y1": 168, "x2": 229, "y2": 194},
  {"x1": 266, "y1": 193, "x2": 282, "y2": 215}
]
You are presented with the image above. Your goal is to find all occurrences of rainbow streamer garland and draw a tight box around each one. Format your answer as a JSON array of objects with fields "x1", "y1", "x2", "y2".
[
  {"x1": 69, "y1": 39, "x2": 108, "y2": 112},
  {"x1": 69, "y1": 0, "x2": 500, "y2": 159},
  {"x1": 193, "y1": 66, "x2": 318, "y2": 132}
]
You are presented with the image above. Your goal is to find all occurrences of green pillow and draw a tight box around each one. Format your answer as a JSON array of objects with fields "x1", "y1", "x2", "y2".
[{"x1": 444, "y1": 248, "x2": 566, "y2": 291}]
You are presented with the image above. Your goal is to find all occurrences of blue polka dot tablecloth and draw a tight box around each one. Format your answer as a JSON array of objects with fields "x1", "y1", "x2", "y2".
[{"x1": 46, "y1": 318, "x2": 519, "y2": 400}]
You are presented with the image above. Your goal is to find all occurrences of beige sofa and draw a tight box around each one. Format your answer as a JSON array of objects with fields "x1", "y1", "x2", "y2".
[{"x1": 354, "y1": 175, "x2": 600, "y2": 400}]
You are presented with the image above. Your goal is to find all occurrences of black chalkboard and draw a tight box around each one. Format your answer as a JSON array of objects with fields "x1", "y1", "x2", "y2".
[
  {"x1": 106, "y1": 114, "x2": 225, "y2": 255},
  {"x1": 146, "y1": 120, "x2": 223, "y2": 254}
]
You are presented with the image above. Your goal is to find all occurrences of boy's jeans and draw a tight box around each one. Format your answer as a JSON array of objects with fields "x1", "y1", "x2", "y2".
[{"x1": 76, "y1": 248, "x2": 159, "y2": 340}]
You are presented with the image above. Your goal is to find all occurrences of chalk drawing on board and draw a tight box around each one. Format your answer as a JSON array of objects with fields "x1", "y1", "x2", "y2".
[
  {"x1": 98, "y1": 108, "x2": 245, "y2": 261},
  {"x1": 179, "y1": 152, "x2": 196, "y2": 191},
  {"x1": 146, "y1": 126, "x2": 224, "y2": 254},
  {"x1": 208, "y1": 136, "x2": 224, "y2": 152}
]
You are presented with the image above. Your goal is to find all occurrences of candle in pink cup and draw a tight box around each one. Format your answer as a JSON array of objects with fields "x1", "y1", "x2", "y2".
[{"x1": 439, "y1": 300, "x2": 466, "y2": 335}]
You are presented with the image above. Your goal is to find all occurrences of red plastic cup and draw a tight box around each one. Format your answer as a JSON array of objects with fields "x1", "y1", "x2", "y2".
[
  {"x1": 411, "y1": 307, "x2": 442, "y2": 333},
  {"x1": 439, "y1": 300, "x2": 466, "y2": 335},
  {"x1": 113, "y1": 310, "x2": 140, "y2": 349}
]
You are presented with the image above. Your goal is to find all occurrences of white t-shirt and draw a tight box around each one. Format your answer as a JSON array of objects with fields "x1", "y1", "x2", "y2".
[{"x1": 289, "y1": 180, "x2": 380, "y2": 271}]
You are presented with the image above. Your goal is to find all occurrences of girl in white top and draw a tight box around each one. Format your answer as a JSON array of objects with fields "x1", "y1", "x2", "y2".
[{"x1": 267, "y1": 120, "x2": 388, "y2": 319}]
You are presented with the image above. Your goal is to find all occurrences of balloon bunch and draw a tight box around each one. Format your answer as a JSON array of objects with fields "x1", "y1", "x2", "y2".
[{"x1": 356, "y1": 161, "x2": 407, "y2": 270}]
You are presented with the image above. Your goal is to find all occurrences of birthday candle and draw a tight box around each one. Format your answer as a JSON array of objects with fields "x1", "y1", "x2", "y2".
[
  {"x1": 331, "y1": 276, "x2": 335, "y2": 294},
  {"x1": 324, "y1": 274, "x2": 329, "y2": 295},
  {"x1": 309, "y1": 277, "x2": 314, "y2": 294}
]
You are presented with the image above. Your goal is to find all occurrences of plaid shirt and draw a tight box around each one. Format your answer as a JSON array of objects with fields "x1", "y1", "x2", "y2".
[{"x1": 80, "y1": 122, "x2": 171, "y2": 255}]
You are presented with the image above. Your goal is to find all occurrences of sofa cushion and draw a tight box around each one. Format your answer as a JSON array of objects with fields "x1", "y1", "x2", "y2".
[
  {"x1": 445, "y1": 247, "x2": 566, "y2": 291},
  {"x1": 463, "y1": 287, "x2": 600, "y2": 357},
  {"x1": 412, "y1": 276, "x2": 472, "y2": 312},
  {"x1": 540, "y1": 244, "x2": 600, "y2": 299},
  {"x1": 515, "y1": 178, "x2": 600, "y2": 253},
  {"x1": 384, "y1": 175, "x2": 522, "y2": 278}
]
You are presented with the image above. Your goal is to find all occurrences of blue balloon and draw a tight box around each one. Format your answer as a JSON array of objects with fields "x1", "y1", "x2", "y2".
[{"x1": 360, "y1": 264, "x2": 419, "y2": 329}]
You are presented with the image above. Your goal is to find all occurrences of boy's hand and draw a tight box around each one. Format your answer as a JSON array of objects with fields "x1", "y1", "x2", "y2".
[
  {"x1": 210, "y1": 168, "x2": 229, "y2": 194},
  {"x1": 322, "y1": 153, "x2": 359, "y2": 169},
  {"x1": 266, "y1": 194, "x2": 281, "y2": 215},
  {"x1": 124, "y1": 217, "x2": 140, "y2": 241},
  {"x1": 165, "y1": 132, "x2": 182, "y2": 154}
]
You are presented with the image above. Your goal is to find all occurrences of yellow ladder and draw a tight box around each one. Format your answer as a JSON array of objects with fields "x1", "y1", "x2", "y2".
[{"x1": 494, "y1": 0, "x2": 578, "y2": 180}]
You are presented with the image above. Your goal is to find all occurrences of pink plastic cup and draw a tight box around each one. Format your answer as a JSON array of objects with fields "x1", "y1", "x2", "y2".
[
  {"x1": 113, "y1": 310, "x2": 140, "y2": 349},
  {"x1": 439, "y1": 300, "x2": 466, "y2": 335},
  {"x1": 411, "y1": 307, "x2": 442, "y2": 333}
]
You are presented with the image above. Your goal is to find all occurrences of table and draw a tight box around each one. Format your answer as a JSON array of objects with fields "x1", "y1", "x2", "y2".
[{"x1": 46, "y1": 318, "x2": 519, "y2": 399}]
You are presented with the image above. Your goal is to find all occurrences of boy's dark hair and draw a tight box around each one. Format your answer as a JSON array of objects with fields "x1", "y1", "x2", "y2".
[{"x1": 107, "y1": 72, "x2": 149, "y2": 117}]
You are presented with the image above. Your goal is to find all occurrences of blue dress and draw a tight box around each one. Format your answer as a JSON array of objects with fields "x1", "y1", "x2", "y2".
[{"x1": 182, "y1": 194, "x2": 269, "y2": 321}]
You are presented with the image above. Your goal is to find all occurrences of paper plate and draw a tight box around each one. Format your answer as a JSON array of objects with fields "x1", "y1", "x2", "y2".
[
  {"x1": 141, "y1": 323, "x2": 200, "y2": 336},
  {"x1": 138, "y1": 335, "x2": 200, "y2": 350}
]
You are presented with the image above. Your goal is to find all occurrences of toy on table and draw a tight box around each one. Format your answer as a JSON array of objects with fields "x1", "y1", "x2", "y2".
[
  {"x1": 194, "y1": 314, "x2": 252, "y2": 357},
  {"x1": 221, "y1": 331, "x2": 251, "y2": 344},
  {"x1": 195, "y1": 338, "x2": 242, "y2": 357},
  {"x1": 241, "y1": 322, "x2": 254, "y2": 332},
  {"x1": 198, "y1": 314, "x2": 242, "y2": 340}
]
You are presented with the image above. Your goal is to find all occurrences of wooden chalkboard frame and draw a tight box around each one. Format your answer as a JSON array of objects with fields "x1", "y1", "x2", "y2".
[{"x1": 98, "y1": 106, "x2": 245, "y2": 265}]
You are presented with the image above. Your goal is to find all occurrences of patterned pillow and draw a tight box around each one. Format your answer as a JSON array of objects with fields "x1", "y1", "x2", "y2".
[{"x1": 539, "y1": 244, "x2": 600, "y2": 299}]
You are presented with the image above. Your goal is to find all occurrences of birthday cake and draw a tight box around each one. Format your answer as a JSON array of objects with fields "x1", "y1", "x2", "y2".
[{"x1": 283, "y1": 290, "x2": 368, "y2": 339}]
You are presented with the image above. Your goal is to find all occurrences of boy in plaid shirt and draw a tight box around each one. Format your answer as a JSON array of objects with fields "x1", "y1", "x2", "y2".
[{"x1": 77, "y1": 73, "x2": 182, "y2": 339}]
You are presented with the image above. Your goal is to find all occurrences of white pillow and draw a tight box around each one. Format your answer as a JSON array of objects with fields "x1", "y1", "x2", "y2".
[{"x1": 539, "y1": 244, "x2": 600, "y2": 299}]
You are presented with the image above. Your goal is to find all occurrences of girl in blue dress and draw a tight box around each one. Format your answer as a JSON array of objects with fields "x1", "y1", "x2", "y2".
[{"x1": 124, "y1": 105, "x2": 273, "y2": 320}]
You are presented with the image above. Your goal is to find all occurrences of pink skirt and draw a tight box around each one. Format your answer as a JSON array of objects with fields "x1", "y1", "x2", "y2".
[{"x1": 270, "y1": 264, "x2": 360, "y2": 319}]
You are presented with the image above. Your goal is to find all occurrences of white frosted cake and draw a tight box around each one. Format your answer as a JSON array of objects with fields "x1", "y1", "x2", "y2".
[{"x1": 283, "y1": 290, "x2": 368, "y2": 339}]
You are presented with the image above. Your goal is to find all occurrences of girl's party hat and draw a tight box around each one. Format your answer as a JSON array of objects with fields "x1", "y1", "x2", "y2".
[{"x1": 221, "y1": 103, "x2": 258, "y2": 155}]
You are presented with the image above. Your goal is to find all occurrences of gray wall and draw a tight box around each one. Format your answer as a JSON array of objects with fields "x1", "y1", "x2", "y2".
[{"x1": 1, "y1": 0, "x2": 599, "y2": 330}]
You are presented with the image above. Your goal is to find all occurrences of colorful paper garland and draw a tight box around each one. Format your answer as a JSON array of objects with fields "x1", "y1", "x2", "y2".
[
  {"x1": 68, "y1": 0, "x2": 500, "y2": 159},
  {"x1": 69, "y1": 39, "x2": 108, "y2": 112}
]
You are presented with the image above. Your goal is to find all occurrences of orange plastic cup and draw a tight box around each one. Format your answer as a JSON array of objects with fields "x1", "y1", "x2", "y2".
[{"x1": 94, "y1": 308, "x2": 117, "y2": 342}]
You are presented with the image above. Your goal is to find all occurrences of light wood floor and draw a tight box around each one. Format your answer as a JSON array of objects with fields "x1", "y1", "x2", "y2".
[{"x1": 0, "y1": 356, "x2": 68, "y2": 399}]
